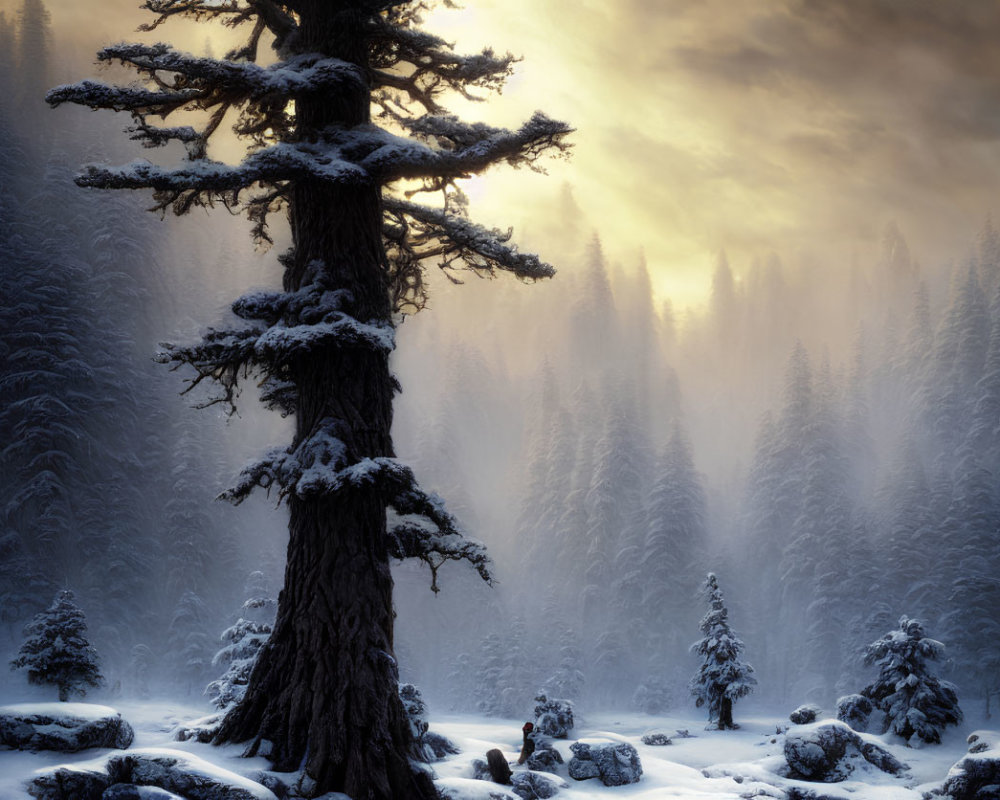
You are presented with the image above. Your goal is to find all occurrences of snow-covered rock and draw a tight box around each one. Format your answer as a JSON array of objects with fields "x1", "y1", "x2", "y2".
[
  {"x1": 640, "y1": 730, "x2": 672, "y2": 746},
  {"x1": 399, "y1": 683, "x2": 458, "y2": 762},
  {"x1": 105, "y1": 749, "x2": 277, "y2": 800},
  {"x1": 31, "y1": 748, "x2": 277, "y2": 800},
  {"x1": 925, "y1": 730, "x2": 1000, "y2": 800},
  {"x1": 835, "y1": 694, "x2": 875, "y2": 733},
  {"x1": 174, "y1": 713, "x2": 223, "y2": 744},
  {"x1": 424, "y1": 731, "x2": 460, "y2": 760},
  {"x1": 438, "y1": 778, "x2": 518, "y2": 800},
  {"x1": 525, "y1": 741, "x2": 563, "y2": 773},
  {"x1": 567, "y1": 741, "x2": 642, "y2": 786},
  {"x1": 0, "y1": 703, "x2": 134, "y2": 752},
  {"x1": 103, "y1": 786, "x2": 186, "y2": 799},
  {"x1": 27, "y1": 765, "x2": 110, "y2": 800},
  {"x1": 532, "y1": 695, "x2": 573, "y2": 739},
  {"x1": 783, "y1": 720, "x2": 906, "y2": 782},
  {"x1": 510, "y1": 771, "x2": 563, "y2": 799},
  {"x1": 790, "y1": 704, "x2": 821, "y2": 725}
]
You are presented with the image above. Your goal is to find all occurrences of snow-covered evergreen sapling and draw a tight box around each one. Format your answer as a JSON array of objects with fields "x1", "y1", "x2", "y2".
[
  {"x1": 206, "y1": 572, "x2": 276, "y2": 710},
  {"x1": 10, "y1": 589, "x2": 103, "y2": 701},
  {"x1": 861, "y1": 615, "x2": 961, "y2": 744},
  {"x1": 690, "y1": 573, "x2": 755, "y2": 729}
]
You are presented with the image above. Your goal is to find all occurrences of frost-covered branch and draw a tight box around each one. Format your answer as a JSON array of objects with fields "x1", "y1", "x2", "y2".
[
  {"x1": 155, "y1": 326, "x2": 263, "y2": 413},
  {"x1": 388, "y1": 484, "x2": 493, "y2": 592},
  {"x1": 157, "y1": 276, "x2": 393, "y2": 413},
  {"x1": 47, "y1": 47, "x2": 361, "y2": 157},
  {"x1": 383, "y1": 195, "x2": 555, "y2": 310},
  {"x1": 364, "y1": 112, "x2": 572, "y2": 181},
  {"x1": 220, "y1": 415, "x2": 492, "y2": 590},
  {"x1": 89, "y1": 45, "x2": 362, "y2": 103},
  {"x1": 371, "y1": 20, "x2": 516, "y2": 113},
  {"x1": 74, "y1": 143, "x2": 363, "y2": 211}
]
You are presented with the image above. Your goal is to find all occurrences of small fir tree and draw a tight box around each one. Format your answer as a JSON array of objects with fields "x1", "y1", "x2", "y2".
[
  {"x1": 10, "y1": 589, "x2": 103, "y2": 701},
  {"x1": 206, "y1": 571, "x2": 276, "y2": 711},
  {"x1": 861, "y1": 615, "x2": 962, "y2": 744},
  {"x1": 690, "y1": 573, "x2": 756, "y2": 729}
]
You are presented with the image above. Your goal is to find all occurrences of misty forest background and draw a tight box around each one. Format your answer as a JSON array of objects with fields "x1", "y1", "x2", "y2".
[{"x1": 2, "y1": 0, "x2": 1000, "y2": 724}]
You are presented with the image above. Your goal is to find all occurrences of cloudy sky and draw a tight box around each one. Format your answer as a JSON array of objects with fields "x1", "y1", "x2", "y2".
[{"x1": 17, "y1": 0, "x2": 1000, "y2": 306}]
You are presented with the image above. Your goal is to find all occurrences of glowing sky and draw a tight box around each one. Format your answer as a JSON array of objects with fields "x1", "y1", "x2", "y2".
[{"x1": 18, "y1": 0, "x2": 1000, "y2": 306}]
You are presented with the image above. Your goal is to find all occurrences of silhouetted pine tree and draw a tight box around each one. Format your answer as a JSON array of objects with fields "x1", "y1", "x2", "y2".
[{"x1": 11, "y1": 589, "x2": 103, "y2": 700}]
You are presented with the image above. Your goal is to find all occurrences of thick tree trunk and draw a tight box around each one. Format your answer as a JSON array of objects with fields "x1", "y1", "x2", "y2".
[{"x1": 215, "y1": 5, "x2": 436, "y2": 798}]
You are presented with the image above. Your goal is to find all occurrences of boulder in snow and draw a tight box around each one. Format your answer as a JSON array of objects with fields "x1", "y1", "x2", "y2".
[
  {"x1": 525, "y1": 741, "x2": 563, "y2": 773},
  {"x1": 789, "y1": 704, "x2": 821, "y2": 725},
  {"x1": 27, "y1": 767, "x2": 110, "y2": 800},
  {"x1": 532, "y1": 695, "x2": 573, "y2": 739},
  {"x1": 835, "y1": 694, "x2": 875, "y2": 733},
  {"x1": 399, "y1": 683, "x2": 458, "y2": 762},
  {"x1": 0, "y1": 703, "x2": 134, "y2": 752},
  {"x1": 105, "y1": 748, "x2": 277, "y2": 800},
  {"x1": 174, "y1": 713, "x2": 223, "y2": 744},
  {"x1": 103, "y1": 786, "x2": 186, "y2": 799},
  {"x1": 784, "y1": 720, "x2": 906, "y2": 782},
  {"x1": 567, "y1": 742, "x2": 642, "y2": 786},
  {"x1": 510, "y1": 771, "x2": 563, "y2": 799},
  {"x1": 640, "y1": 730, "x2": 672, "y2": 746},
  {"x1": 424, "y1": 731, "x2": 460, "y2": 761},
  {"x1": 925, "y1": 731, "x2": 1000, "y2": 800}
]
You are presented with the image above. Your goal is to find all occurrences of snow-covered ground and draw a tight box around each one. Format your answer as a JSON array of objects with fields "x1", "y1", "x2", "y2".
[{"x1": 0, "y1": 702, "x2": 977, "y2": 799}]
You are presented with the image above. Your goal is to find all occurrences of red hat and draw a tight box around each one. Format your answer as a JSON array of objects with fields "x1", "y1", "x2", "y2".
[{"x1": 523, "y1": 722, "x2": 534, "y2": 731}]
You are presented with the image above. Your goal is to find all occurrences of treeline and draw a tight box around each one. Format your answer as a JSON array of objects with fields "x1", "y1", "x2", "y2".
[
  {"x1": 0, "y1": 0, "x2": 282, "y2": 695},
  {"x1": 393, "y1": 210, "x2": 1000, "y2": 720}
]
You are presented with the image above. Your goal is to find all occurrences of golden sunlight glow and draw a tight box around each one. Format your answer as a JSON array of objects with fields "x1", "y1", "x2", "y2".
[{"x1": 18, "y1": 0, "x2": 1000, "y2": 310}]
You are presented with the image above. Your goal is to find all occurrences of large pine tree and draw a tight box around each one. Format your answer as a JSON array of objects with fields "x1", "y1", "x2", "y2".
[{"x1": 48, "y1": 2, "x2": 569, "y2": 797}]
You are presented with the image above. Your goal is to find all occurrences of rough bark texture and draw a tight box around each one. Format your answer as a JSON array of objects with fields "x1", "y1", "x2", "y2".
[{"x1": 214, "y1": 4, "x2": 434, "y2": 798}]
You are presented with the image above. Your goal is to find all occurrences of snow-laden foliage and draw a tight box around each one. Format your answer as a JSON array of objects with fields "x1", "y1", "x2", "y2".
[
  {"x1": 860, "y1": 615, "x2": 962, "y2": 744},
  {"x1": 45, "y1": 21, "x2": 570, "y2": 307},
  {"x1": 10, "y1": 590, "x2": 103, "y2": 701},
  {"x1": 690, "y1": 573, "x2": 756, "y2": 729},
  {"x1": 206, "y1": 572, "x2": 276, "y2": 711}
]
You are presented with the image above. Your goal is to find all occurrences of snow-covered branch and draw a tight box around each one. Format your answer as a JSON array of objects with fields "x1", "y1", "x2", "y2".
[
  {"x1": 388, "y1": 481, "x2": 493, "y2": 592},
  {"x1": 364, "y1": 112, "x2": 572, "y2": 181},
  {"x1": 220, "y1": 416, "x2": 492, "y2": 590},
  {"x1": 89, "y1": 45, "x2": 362, "y2": 103},
  {"x1": 383, "y1": 196, "x2": 555, "y2": 310},
  {"x1": 157, "y1": 277, "x2": 393, "y2": 413},
  {"x1": 155, "y1": 326, "x2": 263, "y2": 413},
  {"x1": 371, "y1": 20, "x2": 516, "y2": 113},
  {"x1": 74, "y1": 142, "x2": 363, "y2": 197},
  {"x1": 48, "y1": 47, "x2": 361, "y2": 156}
]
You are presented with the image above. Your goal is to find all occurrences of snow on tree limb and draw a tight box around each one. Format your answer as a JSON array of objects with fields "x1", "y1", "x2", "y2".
[
  {"x1": 139, "y1": 0, "x2": 298, "y2": 53},
  {"x1": 157, "y1": 277, "x2": 394, "y2": 413},
  {"x1": 387, "y1": 482, "x2": 493, "y2": 591},
  {"x1": 370, "y1": 17, "x2": 517, "y2": 113},
  {"x1": 74, "y1": 143, "x2": 363, "y2": 197},
  {"x1": 91, "y1": 45, "x2": 362, "y2": 102},
  {"x1": 384, "y1": 197, "x2": 554, "y2": 311},
  {"x1": 218, "y1": 415, "x2": 491, "y2": 591},
  {"x1": 366, "y1": 112, "x2": 572, "y2": 181}
]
